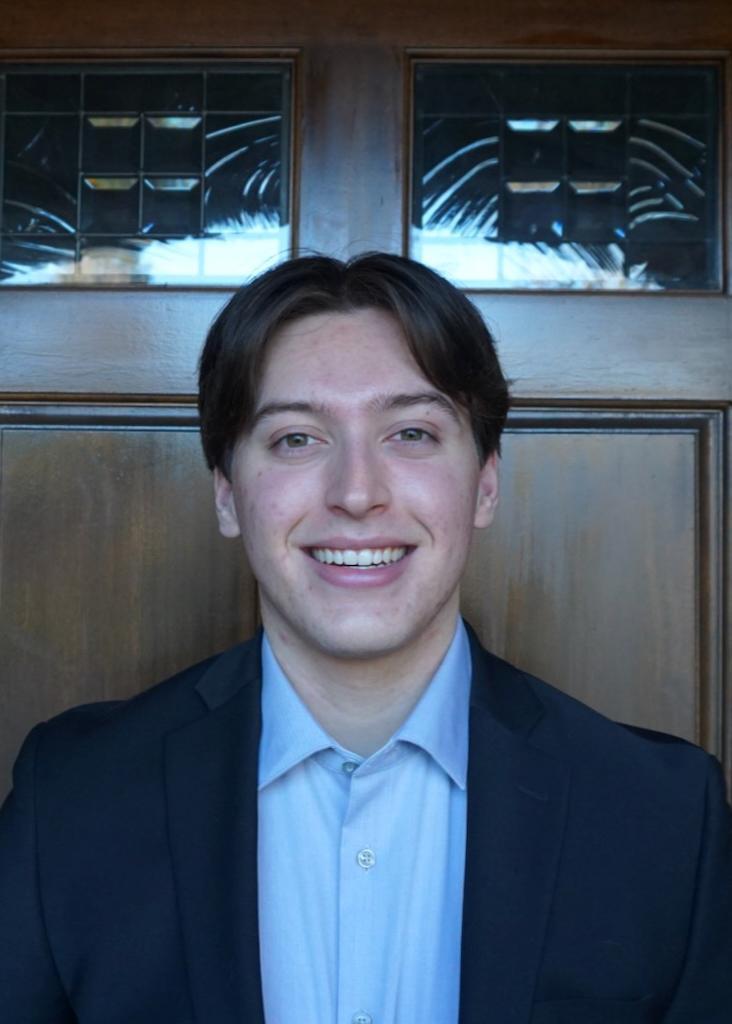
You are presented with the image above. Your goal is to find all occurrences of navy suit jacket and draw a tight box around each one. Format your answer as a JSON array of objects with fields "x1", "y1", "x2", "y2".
[{"x1": 1, "y1": 628, "x2": 731, "y2": 1023}]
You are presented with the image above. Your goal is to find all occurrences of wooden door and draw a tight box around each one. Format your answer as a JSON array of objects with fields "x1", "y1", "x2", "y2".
[{"x1": 1, "y1": 0, "x2": 729, "y2": 797}]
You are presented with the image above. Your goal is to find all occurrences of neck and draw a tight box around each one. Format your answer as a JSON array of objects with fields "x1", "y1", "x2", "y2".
[{"x1": 262, "y1": 611, "x2": 460, "y2": 757}]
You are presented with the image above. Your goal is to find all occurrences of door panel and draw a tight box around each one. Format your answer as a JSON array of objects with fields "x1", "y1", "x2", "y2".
[
  {"x1": 0, "y1": 408, "x2": 257, "y2": 790},
  {"x1": 463, "y1": 409, "x2": 724, "y2": 749}
]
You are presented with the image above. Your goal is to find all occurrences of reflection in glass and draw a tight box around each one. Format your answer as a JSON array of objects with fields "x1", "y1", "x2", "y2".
[
  {"x1": 204, "y1": 114, "x2": 283, "y2": 231},
  {"x1": 0, "y1": 62, "x2": 292, "y2": 285},
  {"x1": 3, "y1": 115, "x2": 79, "y2": 236},
  {"x1": 412, "y1": 62, "x2": 719, "y2": 290}
]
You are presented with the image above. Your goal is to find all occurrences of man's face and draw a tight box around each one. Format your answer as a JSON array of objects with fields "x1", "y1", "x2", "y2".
[{"x1": 214, "y1": 307, "x2": 498, "y2": 663}]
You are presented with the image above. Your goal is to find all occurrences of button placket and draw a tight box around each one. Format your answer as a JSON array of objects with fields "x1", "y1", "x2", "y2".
[{"x1": 338, "y1": 770, "x2": 381, "y2": 1024}]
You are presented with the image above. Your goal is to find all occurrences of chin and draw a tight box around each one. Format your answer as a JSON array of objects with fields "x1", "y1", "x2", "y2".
[{"x1": 298, "y1": 607, "x2": 448, "y2": 663}]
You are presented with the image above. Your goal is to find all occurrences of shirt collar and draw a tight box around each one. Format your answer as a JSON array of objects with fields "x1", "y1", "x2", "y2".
[{"x1": 258, "y1": 618, "x2": 471, "y2": 791}]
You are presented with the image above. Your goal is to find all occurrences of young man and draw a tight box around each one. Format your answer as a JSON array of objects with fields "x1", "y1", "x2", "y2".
[{"x1": 1, "y1": 253, "x2": 730, "y2": 1023}]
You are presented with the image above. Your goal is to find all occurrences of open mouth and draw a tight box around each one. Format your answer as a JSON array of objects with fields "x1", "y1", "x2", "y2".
[{"x1": 309, "y1": 546, "x2": 410, "y2": 569}]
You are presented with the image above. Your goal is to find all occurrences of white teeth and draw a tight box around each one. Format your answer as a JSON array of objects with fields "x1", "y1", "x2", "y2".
[{"x1": 311, "y1": 546, "x2": 407, "y2": 567}]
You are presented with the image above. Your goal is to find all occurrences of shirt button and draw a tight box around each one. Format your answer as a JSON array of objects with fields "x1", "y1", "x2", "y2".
[
  {"x1": 342, "y1": 761, "x2": 358, "y2": 774},
  {"x1": 356, "y1": 848, "x2": 376, "y2": 870},
  {"x1": 352, "y1": 1013, "x2": 372, "y2": 1024}
]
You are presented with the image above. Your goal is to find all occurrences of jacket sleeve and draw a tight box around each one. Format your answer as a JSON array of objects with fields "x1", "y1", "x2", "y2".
[
  {"x1": 663, "y1": 754, "x2": 732, "y2": 1022},
  {"x1": 0, "y1": 724, "x2": 76, "y2": 1023}
]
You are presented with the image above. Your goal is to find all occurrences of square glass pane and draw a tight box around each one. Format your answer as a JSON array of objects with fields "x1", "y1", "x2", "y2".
[
  {"x1": 504, "y1": 120, "x2": 563, "y2": 178},
  {"x1": 142, "y1": 177, "x2": 201, "y2": 234},
  {"x1": 80, "y1": 176, "x2": 140, "y2": 234},
  {"x1": 1, "y1": 60, "x2": 292, "y2": 285},
  {"x1": 144, "y1": 116, "x2": 202, "y2": 173},
  {"x1": 566, "y1": 183, "x2": 625, "y2": 242},
  {"x1": 83, "y1": 116, "x2": 141, "y2": 173},
  {"x1": 567, "y1": 120, "x2": 625, "y2": 177},
  {"x1": 411, "y1": 60, "x2": 720, "y2": 290},
  {"x1": 503, "y1": 182, "x2": 564, "y2": 242}
]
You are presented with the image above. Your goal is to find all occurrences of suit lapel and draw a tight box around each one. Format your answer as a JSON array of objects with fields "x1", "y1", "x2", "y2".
[
  {"x1": 460, "y1": 636, "x2": 570, "y2": 1024},
  {"x1": 164, "y1": 641, "x2": 265, "y2": 1024}
]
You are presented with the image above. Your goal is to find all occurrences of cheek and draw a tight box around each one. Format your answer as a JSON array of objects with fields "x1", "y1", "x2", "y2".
[
  {"x1": 401, "y1": 463, "x2": 479, "y2": 531},
  {"x1": 237, "y1": 469, "x2": 318, "y2": 540}
]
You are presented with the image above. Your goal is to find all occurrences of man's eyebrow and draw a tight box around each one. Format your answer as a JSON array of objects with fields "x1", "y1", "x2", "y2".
[
  {"x1": 250, "y1": 391, "x2": 460, "y2": 428},
  {"x1": 373, "y1": 391, "x2": 461, "y2": 422},
  {"x1": 250, "y1": 401, "x2": 326, "y2": 428}
]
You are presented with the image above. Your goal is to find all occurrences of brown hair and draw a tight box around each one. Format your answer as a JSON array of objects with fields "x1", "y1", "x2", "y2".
[{"x1": 198, "y1": 252, "x2": 510, "y2": 476}]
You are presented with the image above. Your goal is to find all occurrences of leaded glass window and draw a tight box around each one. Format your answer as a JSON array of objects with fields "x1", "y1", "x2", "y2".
[
  {"x1": 411, "y1": 62, "x2": 720, "y2": 290},
  {"x1": 0, "y1": 63, "x2": 292, "y2": 285}
]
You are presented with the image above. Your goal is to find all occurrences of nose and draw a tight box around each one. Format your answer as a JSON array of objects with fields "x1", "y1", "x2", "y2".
[{"x1": 325, "y1": 438, "x2": 391, "y2": 517}]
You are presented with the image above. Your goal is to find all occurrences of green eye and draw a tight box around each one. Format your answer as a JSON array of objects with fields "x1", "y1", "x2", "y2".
[
  {"x1": 283, "y1": 433, "x2": 310, "y2": 447},
  {"x1": 398, "y1": 428, "x2": 426, "y2": 441}
]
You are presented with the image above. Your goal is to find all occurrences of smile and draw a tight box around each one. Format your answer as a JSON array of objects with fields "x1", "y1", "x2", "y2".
[{"x1": 310, "y1": 546, "x2": 408, "y2": 568}]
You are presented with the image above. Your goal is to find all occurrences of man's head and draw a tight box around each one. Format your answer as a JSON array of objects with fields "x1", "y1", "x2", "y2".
[
  {"x1": 199, "y1": 253, "x2": 509, "y2": 479},
  {"x1": 199, "y1": 253, "x2": 509, "y2": 665}
]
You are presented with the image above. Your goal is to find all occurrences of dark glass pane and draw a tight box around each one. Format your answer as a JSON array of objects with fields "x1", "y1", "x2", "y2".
[
  {"x1": 416, "y1": 66, "x2": 501, "y2": 116},
  {"x1": 6, "y1": 73, "x2": 80, "y2": 112},
  {"x1": 80, "y1": 176, "x2": 139, "y2": 233},
  {"x1": 412, "y1": 61, "x2": 719, "y2": 290},
  {"x1": 504, "y1": 120, "x2": 563, "y2": 177},
  {"x1": 503, "y1": 67, "x2": 625, "y2": 117},
  {"x1": 566, "y1": 183, "x2": 625, "y2": 242},
  {"x1": 567, "y1": 120, "x2": 625, "y2": 176},
  {"x1": 0, "y1": 235, "x2": 76, "y2": 282},
  {"x1": 144, "y1": 116, "x2": 202, "y2": 172},
  {"x1": 204, "y1": 114, "x2": 282, "y2": 230},
  {"x1": 627, "y1": 241, "x2": 713, "y2": 289},
  {"x1": 207, "y1": 71, "x2": 284, "y2": 112},
  {"x1": 84, "y1": 73, "x2": 203, "y2": 113},
  {"x1": 82, "y1": 116, "x2": 141, "y2": 172},
  {"x1": 142, "y1": 177, "x2": 201, "y2": 234},
  {"x1": 503, "y1": 182, "x2": 564, "y2": 242},
  {"x1": 2, "y1": 115, "x2": 78, "y2": 233},
  {"x1": 630, "y1": 70, "x2": 710, "y2": 115}
]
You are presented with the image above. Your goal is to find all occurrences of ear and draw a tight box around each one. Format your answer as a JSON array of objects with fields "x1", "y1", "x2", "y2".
[
  {"x1": 213, "y1": 467, "x2": 242, "y2": 539},
  {"x1": 473, "y1": 452, "x2": 499, "y2": 529}
]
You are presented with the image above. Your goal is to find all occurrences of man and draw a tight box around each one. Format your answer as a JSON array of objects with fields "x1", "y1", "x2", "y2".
[{"x1": 1, "y1": 253, "x2": 730, "y2": 1023}]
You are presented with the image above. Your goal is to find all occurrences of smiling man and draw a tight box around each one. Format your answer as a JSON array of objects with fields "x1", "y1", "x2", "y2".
[{"x1": 1, "y1": 254, "x2": 731, "y2": 1024}]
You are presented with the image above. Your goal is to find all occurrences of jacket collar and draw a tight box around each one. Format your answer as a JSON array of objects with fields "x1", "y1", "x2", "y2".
[
  {"x1": 460, "y1": 629, "x2": 570, "y2": 1024},
  {"x1": 165, "y1": 635, "x2": 266, "y2": 1024}
]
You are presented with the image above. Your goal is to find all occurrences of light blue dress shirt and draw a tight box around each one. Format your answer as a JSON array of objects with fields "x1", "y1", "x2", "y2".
[{"x1": 257, "y1": 619, "x2": 471, "y2": 1024}]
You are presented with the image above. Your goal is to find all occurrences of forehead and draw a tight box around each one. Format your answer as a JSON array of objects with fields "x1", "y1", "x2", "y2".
[{"x1": 259, "y1": 308, "x2": 429, "y2": 400}]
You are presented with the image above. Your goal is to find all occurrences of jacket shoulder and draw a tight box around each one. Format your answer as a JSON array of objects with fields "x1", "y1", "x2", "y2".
[
  {"x1": 469, "y1": 631, "x2": 718, "y2": 794},
  {"x1": 18, "y1": 635, "x2": 261, "y2": 770}
]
